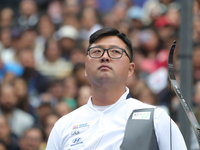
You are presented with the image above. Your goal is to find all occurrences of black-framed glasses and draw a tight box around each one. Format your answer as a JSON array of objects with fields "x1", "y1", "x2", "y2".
[{"x1": 87, "y1": 47, "x2": 131, "y2": 61}]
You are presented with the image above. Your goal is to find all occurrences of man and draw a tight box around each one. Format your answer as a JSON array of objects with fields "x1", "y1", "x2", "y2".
[
  {"x1": 0, "y1": 115, "x2": 20, "y2": 150},
  {"x1": 19, "y1": 127, "x2": 44, "y2": 150},
  {"x1": 0, "y1": 83, "x2": 34, "y2": 138},
  {"x1": 46, "y1": 27, "x2": 187, "y2": 149}
]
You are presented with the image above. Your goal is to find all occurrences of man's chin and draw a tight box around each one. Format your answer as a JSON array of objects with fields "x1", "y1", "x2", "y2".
[{"x1": 1, "y1": 106, "x2": 14, "y2": 113}]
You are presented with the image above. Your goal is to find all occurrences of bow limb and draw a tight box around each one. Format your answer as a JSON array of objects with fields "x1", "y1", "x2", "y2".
[{"x1": 168, "y1": 41, "x2": 200, "y2": 147}]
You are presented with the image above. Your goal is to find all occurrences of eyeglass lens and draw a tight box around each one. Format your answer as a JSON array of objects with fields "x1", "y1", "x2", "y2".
[{"x1": 89, "y1": 47, "x2": 123, "y2": 58}]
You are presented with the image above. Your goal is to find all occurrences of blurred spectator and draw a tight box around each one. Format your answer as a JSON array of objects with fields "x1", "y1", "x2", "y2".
[
  {"x1": 62, "y1": 0, "x2": 80, "y2": 16},
  {"x1": 10, "y1": 27, "x2": 24, "y2": 55},
  {"x1": 126, "y1": 73, "x2": 146, "y2": 97},
  {"x1": 69, "y1": 47, "x2": 86, "y2": 65},
  {"x1": 164, "y1": 3, "x2": 180, "y2": 30},
  {"x1": 19, "y1": 48, "x2": 49, "y2": 94},
  {"x1": 0, "y1": 8, "x2": 14, "y2": 28},
  {"x1": 37, "y1": 38, "x2": 73, "y2": 80},
  {"x1": 72, "y1": 63, "x2": 90, "y2": 87},
  {"x1": 61, "y1": 76, "x2": 78, "y2": 110},
  {"x1": 109, "y1": 1, "x2": 129, "y2": 24},
  {"x1": 40, "y1": 113, "x2": 60, "y2": 150},
  {"x1": 19, "y1": 28, "x2": 44, "y2": 64},
  {"x1": 191, "y1": 80, "x2": 200, "y2": 149},
  {"x1": 38, "y1": 14, "x2": 56, "y2": 40},
  {"x1": 0, "y1": 0, "x2": 21, "y2": 17},
  {"x1": 117, "y1": 19, "x2": 131, "y2": 36},
  {"x1": 0, "y1": 114, "x2": 20, "y2": 150},
  {"x1": 76, "y1": 85, "x2": 91, "y2": 107},
  {"x1": 36, "y1": 14, "x2": 56, "y2": 52},
  {"x1": 16, "y1": 0, "x2": 39, "y2": 30},
  {"x1": 12, "y1": 77, "x2": 37, "y2": 121},
  {"x1": 193, "y1": 0, "x2": 200, "y2": 16},
  {"x1": 128, "y1": 29, "x2": 141, "y2": 50},
  {"x1": 81, "y1": 0, "x2": 99, "y2": 10},
  {"x1": 57, "y1": 25, "x2": 79, "y2": 60},
  {"x1": 0, "y1": 83, "x2": 34, "y2": 138},
  {"x1": 19, "y1": 127, "x2": 44, "y2": 150},
  {"x1": 17, "y1": 48, "x2": 50, "y2": 107},
  {"x1": 193, "y1": 16, "x2": 200, "y2": 44},
  {"x1": 36, "y1": 93, "x2": 55, "y2": 125},
  {"x1": 0, "y1": 27, "x2": 17, "y2": 63},
  {"x1": 62, "y1": 14, "x2": 80, "y2": 30},
  {"x1": 139, "y1": 28, "x2": 168, "y2": 75},
  {"x1": 135, "y1": 82, "x2": 157, "y2": 105},
  {"x1": 79, "y1": 7, "x2": 102, "y2": 40},
  {"x1": 0, "y1": 57, "x2": 23, "y2": 82},
  {"x1": 192, "y1": 44, "x2": 200, "y2": 83},
  {"x1": 55, "y1": 101, "x2": 72, "y2": 117},
  {"x1": 101, "y1": 12, "x2": 119, "y2": 29},
  {"x1": 46, "y1": 0, "x2": 62, "y2": 26},
  {"x1": 126, "y1": 6, "x2": 144, "y2": 29},
  {"x1": 142, "y1": 0, "x2": 167, "y2": 26},
  {"x1": 35, "y1": 0, "x2": 50, "y2": 13},
  {"x1": 46, "y1": 80, "x2": 63, "y2": 102},
  {"x1": 193, "y1": 81, "x2": 200, "y2": 124}
]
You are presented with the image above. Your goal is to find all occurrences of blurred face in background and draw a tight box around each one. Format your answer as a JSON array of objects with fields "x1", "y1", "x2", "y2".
[
  {"x1": 0, "y1": 8, "x2": 14, "y2": 27},
  {"x1": 62, "y1": 76, "x2": 78, "y2": 98},
  {"x1": 20, "y1": 128, "x2": 43, "y2": 150},
  {"x1": 13, "y1": 77, "x2": 27, "y2": 99},
  {"x1": 76, "y1": 85, "x2": 91, "y2": 107},
  {"x1": 44, "y1": 114, "x2": 59, "y2": 140},
  {"x1": 0, "y1": 84, "x2": 18, "y2": 113},
  {"x1": 18, "y1": 49, "x2": 35, "y2": 69},
  {"x1": 81, "y1": 7, "x2": 98, "y2": 30},
  {"x1": 140, "y1": 29, "x2": 159, "y2": 51},
  {"x1": 38, "y1": 15, "x2": 55, "y2": 39},
  {"x1": 0, "y1": 28, "x2": 12, "y2": 48},
  {"x1": 20, "y1": 0, "x2": 37, "y2": 17},
  {"x1": 20, "y1": 29, "x2": 37, "y2": 49},
  {"x1": 45, "y1": 39, "x2": 60, "y2": 62}
]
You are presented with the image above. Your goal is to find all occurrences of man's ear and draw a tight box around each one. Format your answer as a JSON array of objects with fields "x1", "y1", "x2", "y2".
[
  {"x1": 128, "y1": 62, "x2": 135, "y2": 78},
  {"x1": 85, "y1": 70, "x2": 87, "y2": 77}
]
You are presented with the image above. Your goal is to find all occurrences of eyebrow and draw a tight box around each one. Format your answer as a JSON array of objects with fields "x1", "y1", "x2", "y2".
[{"x1": 91, "y1": 44, "x2": 126, "y2": 49}]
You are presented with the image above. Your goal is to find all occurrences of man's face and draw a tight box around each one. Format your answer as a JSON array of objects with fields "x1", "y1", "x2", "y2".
[
  {"x1": 0, "y1": 86, "x2": 17, "y2": 113},
  {"x1": 20, "y1": 129, "x2": 43, "y2": 150},
  {"x1": 85, "y1": 36, "x2": 135, "y2": 86}
]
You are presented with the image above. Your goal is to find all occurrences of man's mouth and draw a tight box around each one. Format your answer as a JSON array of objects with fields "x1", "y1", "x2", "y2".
[{"x1": 98, "y1": 65, "x2": 112, "y2": 70}]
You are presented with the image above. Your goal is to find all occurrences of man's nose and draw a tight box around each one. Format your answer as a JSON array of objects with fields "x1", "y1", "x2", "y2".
[{"x1": 101, "y1": 51, "x2": 110, "y2": 62}]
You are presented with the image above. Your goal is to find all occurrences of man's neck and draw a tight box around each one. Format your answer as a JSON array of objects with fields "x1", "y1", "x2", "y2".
[{"x1": 90, "y1": 85, "x2": 126, "y2": 106}]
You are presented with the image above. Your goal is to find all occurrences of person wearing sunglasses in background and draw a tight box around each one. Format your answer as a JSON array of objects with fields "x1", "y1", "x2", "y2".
[{"x1": 46, "y1": 27, "x2": 187, "y2": 150}]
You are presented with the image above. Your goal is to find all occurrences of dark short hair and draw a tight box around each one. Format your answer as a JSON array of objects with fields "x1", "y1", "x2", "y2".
[{"x1": 88, "y1": 27, "x2": 133, "y2": 62}]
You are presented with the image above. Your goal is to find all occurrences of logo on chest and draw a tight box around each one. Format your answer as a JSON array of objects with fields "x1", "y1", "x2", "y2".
[
  {"x1": 70, "y1": 137, "x2": 84, "y2": 147},
  {"x1": 71, "y1": 123, "x2": 90, "y2": 135}
]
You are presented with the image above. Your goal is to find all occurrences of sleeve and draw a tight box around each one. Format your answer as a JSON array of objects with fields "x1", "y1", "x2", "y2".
[
  {"x1": 45, "y1": 122, "x2": 61, "y2": 150},
  {"x1": 154, "y1": 108, "x2": 188, "y2": 150}
]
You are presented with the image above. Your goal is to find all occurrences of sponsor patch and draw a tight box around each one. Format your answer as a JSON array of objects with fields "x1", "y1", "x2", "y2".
[
  {"x1": 132, "y1": 112, "x2": 151, "y2": 120},
  {"x1": 71, "y1": 123, "x2": 89, "y2": 135},
  {"x1": 70, "y1": 137, "x2": 84, "y2": 147},
  {"x1": 72, "y1": 123, "x2": 89, "y2": 130}
]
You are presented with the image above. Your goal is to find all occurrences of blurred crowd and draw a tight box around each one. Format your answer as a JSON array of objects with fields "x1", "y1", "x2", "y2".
[{"x1": 0, "y1": 0, "x2": 200, "y2": 149}]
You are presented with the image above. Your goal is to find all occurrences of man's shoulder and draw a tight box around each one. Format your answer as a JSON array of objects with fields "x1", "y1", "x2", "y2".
[
  {"x1": 127, "y1": 97, "x2": 156, "y2": 109},
  {"x1": 53, "y1": 105, "x2": 90, "y2": 133},
  {"x1": 57, "y1": 105, "x2": 88, "y2": 123},
  {"x1": 127, "y1": 98, "x2": 167, "y2": 116}
]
